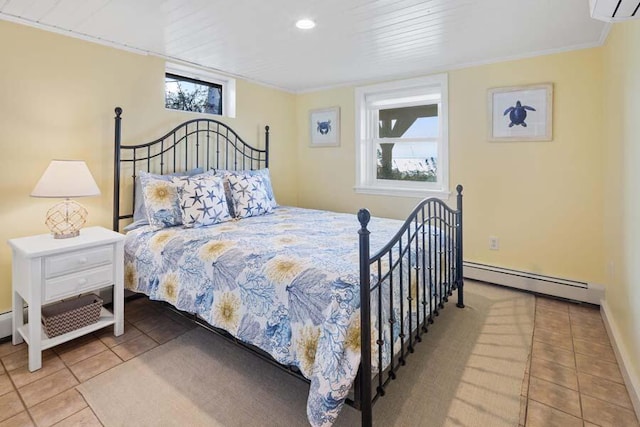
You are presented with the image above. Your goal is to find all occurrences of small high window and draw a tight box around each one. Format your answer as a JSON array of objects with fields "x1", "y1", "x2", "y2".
[
  {"x1": 165, "y1": 73, "x2": 223, "y2": 115},
  {"x1": 164, "y1": 63, "x2": 236, "y2": 118}
]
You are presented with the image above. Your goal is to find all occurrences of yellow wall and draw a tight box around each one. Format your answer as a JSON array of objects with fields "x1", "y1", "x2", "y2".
[
  {"x1": 2, "y1": 13, "x2": 636, "y2": 408},
  {"x1": 0, "y1": 21, "x2": 296, "y2": 313},
  {"x1": 297, "y1": 49, "x2": 605, "y2": 285},
  {"x1": 602, "y1": 20, "x2": 640, "y2": 395}
]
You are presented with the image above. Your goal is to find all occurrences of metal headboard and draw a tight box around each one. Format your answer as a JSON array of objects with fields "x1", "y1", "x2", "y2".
[{"x1": 112, "y1": 107, "x2": 270, "y2": 231}]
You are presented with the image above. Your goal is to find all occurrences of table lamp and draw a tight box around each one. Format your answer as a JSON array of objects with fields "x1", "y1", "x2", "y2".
[{"x1": 30, "y1": 160, "x2": 101, "y2": 239}]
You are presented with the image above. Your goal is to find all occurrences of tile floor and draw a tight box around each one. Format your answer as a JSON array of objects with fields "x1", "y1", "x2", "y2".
[
  {"x1": 520, "y1": 296, "x2": 639, "y2": 427},
  {"x1": 0, "y1": 293, "x2": 637, "y2": 426},
  {"x1": 0, "y1": 297, "x2": 196, "y2": 427}
]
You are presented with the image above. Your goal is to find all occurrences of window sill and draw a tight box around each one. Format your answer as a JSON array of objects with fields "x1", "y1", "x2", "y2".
[
  {"x1": 164, "y1": 107, "x2": 223, "y2": 118},
  {"x1": 354, "y1": 185, "x2": 450, "y2": 200}
]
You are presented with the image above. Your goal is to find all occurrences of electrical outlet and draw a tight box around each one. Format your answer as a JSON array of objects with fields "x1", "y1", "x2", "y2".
[{"x1": 489, "y1": 236, "x2": 499, "y2": 250}]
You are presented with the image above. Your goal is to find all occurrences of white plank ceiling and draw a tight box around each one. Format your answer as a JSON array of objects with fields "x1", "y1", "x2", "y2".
[{"x1": 0, "y1": 0, "x2": 608, "y2": 92}]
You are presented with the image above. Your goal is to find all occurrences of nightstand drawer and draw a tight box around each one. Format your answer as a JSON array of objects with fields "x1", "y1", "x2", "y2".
[
  {"x1": 44, "y1": 265, "x2": 113, "y2": 302},
  {"x1": 45, "y1": 246, "x2": 113, "y2": 278}
]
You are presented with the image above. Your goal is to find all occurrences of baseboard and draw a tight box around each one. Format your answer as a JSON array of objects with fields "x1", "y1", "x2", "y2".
[
  {"x1": 600, "y1": 300, "x2": 640, "y2": 420},
  {"x1": 0, "y1": 311, "x2": 12, "y2": 341},
  {"x1": 464, "y1": 261, "x2": 605, "y2": 304}
]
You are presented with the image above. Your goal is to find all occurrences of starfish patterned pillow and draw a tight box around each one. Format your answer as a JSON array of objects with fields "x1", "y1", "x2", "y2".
[
  {"x1": 215, "y1": 168, "x2": 277, "y2": 210},
  {"x1": 226, "y1": 173, "x2": 273, "y2": 219},
  {"x1": 172, "y1": 175, "x2": 232, "y2": 228}
]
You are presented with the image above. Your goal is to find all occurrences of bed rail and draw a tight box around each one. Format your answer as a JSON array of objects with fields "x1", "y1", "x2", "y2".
[
  {"x1": 357, "y1": 185, "x2": 464, "y2": 425},
  {"x1": 113, "y1": 107, "x2": 269, "y2": 231}
]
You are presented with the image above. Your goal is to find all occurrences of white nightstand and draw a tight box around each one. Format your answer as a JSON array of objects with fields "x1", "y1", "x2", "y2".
[{"x1": 8, "y1": 226, "x2": 125, "y2": 371}]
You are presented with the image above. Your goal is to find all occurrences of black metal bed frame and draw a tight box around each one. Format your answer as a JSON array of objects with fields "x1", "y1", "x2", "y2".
[
  {"x1": 112, "y1": 106, "x2": 269, "y2": 230},
  {"x1": 112, "y1": 107, "x2": 464, "y2": 426}
]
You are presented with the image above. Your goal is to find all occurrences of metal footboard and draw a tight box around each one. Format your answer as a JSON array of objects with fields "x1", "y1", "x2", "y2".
[{"x1": 356, "y1": 185, "x2": 464, "y2": 426}]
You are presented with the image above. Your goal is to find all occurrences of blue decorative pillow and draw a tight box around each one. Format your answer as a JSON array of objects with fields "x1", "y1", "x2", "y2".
[
  {"x1": 139, "y1": 173, "x2": 183, "y2": 230},
  {"x1": 132, "y1": 168, "x2": 204, "y2": 226},
  {"x1": 173, "y1": 175, "x2": 231, "y2": 228},
  {"x1": 226, "y1": 173, "x2": 273, "y2": 219},
  {"x1": 123, "y1": 219, "x2": 150, "y2": 232},
  {"x1": 215, "y1": 168, "x2": 277, "y2": 209}
]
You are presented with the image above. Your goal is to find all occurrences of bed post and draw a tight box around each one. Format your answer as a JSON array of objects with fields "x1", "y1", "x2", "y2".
[
  {"x1": 455, "y1": 185, "x2": 465, "y2": 308},
  {"x1": 113, "y1": 107, "x2": 123, "y2": 232},
  {"x1": 264, "y1": 125, "x2": 270, "y2": 168},
  {"x1": 357, "y1": 209, "x2": 373, "y2": 427}
]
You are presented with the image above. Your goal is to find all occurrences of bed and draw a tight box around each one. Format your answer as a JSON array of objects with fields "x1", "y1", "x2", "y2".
[{"x1": 112, "y1": 107, "x2": 464, "y2": 427}]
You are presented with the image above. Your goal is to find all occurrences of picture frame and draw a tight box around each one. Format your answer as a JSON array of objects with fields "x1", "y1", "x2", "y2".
[
  {"x1": 488, "y1": 83, "x2": 553, "y2": 141},
  {"x1": 309, "y1": 107, "x2": 340, "y2": 147}
]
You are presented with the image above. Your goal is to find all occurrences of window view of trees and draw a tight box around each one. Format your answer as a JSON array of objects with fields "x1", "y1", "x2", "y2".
[{"x1": 165, "y1": 73, "x2": 222, "y2": 115}]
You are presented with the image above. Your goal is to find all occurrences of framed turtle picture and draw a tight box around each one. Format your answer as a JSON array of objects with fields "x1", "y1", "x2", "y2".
[
  {"x1": 488, "y1": 83, "x2": 553, "y2": 141},
  {"x1": 310, "y1": 107, "x2": 340, "y2": 147}
]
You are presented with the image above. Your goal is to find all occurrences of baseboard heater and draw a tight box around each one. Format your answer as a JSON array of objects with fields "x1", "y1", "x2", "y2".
[{"x1": 463, "y1": 261, "x2": 605, "y2": 305}]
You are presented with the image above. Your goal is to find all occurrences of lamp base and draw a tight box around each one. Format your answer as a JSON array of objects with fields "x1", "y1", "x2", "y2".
[
  {"x1": 45, "y1": 199, "x2": 87, "y2": 239},
  {"x1": 53, "y1": 230, "x2": 80, "y2": 239}
]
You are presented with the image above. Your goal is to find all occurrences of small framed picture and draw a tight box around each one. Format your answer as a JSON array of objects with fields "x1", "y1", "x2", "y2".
[
  {"x1": 488, "y1": 83, "x2": 553, "y2": 141},
  {"x1": 310, "y1": 107, "x2": 340, "y2": 147}
]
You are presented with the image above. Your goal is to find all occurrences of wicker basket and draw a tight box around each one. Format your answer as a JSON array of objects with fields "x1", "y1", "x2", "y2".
[{"x1": 41, "y1": 294, "x2": 103, "y2": 338}]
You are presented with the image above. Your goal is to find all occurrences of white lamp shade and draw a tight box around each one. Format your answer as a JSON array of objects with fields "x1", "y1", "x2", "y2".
[{"x1": 31, "y1": 160, "x2": 101, "y2": 198}]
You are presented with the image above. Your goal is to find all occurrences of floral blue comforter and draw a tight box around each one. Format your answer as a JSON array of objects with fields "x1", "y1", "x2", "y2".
[{"x1": 124, "y1": 206, "x2": 437, "y2": 426}]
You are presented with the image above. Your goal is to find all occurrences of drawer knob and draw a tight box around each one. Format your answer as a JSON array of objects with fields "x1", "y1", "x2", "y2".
[
  {"x1": 78, "y1": 278, "x2": 88, "y2": 285},
  {"x1": 78, "y1": 257, "x2": 88, "y2": 264}
]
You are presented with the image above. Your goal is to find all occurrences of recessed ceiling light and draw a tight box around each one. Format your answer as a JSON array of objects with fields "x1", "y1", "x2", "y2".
[{"x1": 295, "y1": 19, "x2": 316, "y2": 30}]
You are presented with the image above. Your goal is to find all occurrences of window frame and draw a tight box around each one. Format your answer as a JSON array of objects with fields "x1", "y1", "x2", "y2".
[
  {"x1": 355, "y1": 74, "x2": 449, "y2": 199},
  {"x1": 165, "y1": 62, "x2": 236, "y2": 118}
]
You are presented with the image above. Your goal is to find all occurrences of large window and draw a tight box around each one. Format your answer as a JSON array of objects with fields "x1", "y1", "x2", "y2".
[
  {"x1": 164, "y1": 63, "x2": 236, "y2": 118},
  {"x1": 355, "y1": 74, "x2": 449, "y2": 198}
]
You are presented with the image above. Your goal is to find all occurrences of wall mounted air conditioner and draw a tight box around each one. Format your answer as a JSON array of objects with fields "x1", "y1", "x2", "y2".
[{"x1": 590, "y1": 0, "x2": 640, "y2": 22}]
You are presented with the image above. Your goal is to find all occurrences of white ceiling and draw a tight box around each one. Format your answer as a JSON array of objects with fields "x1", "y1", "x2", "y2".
[{"x1": 0, "y1": 0, "x2": 609, "y2": 92}]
